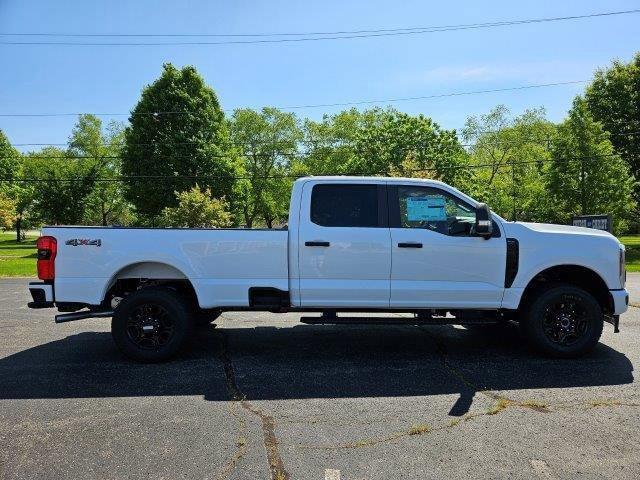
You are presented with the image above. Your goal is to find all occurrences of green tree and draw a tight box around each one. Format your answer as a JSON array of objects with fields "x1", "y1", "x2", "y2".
[
  {"x1": 0, "y1": 191, "x2": 16, "y2": 230},
  {"x1": 0, "y1": 130, "x2": 26, "y2": 239},
  {"x1": 161, "y1": 185, "x2": 231, "y2": 228},
  {"x1": 299, "y1": 108, "x2": 378, "y2": 175},
  {"x1": 122, "y1": 63, "x2": 239, "y2": 221},
  {"x1": 10, "y1": 177, "x2": 35, "y2": 241},
  {"x1": 68, "y1": 115, "x2": 132, "y2": 225},
  {"x1": 22, "y1": 147, "x2": 97, "y2": 225},
  {"x1": 354, "y1": 109, "x2": 468, "y2": 186},
  {"x1": 230, "y1": 108, "x2": 301, "y2": 227},
  {"x1": 547, "y1": 97, "x2": 635, "y2": 233},
  {"x1": 585, "y1": 53, "x2": 640, "y2": 209},
  {"x1": 463, "y1": 106, "x2": 556, "y2": 221},
  {"x1": 299, "y1": 108, "x2": 468, "y2": 187},
  {"x1": 0, "y1": 129, "x2": 19, "y2": 184}
]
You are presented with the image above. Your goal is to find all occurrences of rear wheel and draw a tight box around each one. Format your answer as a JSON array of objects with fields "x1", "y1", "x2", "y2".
[
  {"x1": 111, "y1": 287, "x2": 193, "y2": 362},
  {"x1": 522, "y1": 284, "x2": 603, "y2": 358}
]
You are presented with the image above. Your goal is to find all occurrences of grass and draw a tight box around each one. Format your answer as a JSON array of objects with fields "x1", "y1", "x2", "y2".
[
  {"x1": 0, "y1": 231, "x2": 638, "y2": 277},
  {"x1": 619, "y1": 235, "x2": 640, "y2": 273},
  {"x1": 486, "y1": 398, "x2": 512, "y2": 415},
  {"x1": 408, "y1": 424, "x2": 431, "y2": 435},
  {"x1": 0, "y1": 232, "x2": 38, "y2": 277}
]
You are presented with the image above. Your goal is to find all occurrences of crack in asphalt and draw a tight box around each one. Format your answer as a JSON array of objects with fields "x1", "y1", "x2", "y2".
[
  {"x1": 217, "y1": 328, "x2": 290, "y2": 480},
  {"x1": 291, "y1": 327, "x2": 640, "y2": 451},
  {"x1": 418, "y1": 326, "x2": 550, "y2": 413},
  {"x1": 292, "y1": 393, "x2": 640, "y2": 451},
  {"x1": 215, "y1": 400, "x2": 248, "y2": 480}
]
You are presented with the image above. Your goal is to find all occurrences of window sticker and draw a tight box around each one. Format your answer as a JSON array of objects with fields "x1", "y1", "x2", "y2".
[{"x1": 406, "y1": 196, "x2": 447, "y2": 221}]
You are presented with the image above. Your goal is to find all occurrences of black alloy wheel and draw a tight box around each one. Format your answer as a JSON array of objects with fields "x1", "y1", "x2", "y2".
[
  {"x1": 111, "y1": 287, "x2": 193, "y2": 362},
  {"x1": 523, "y1": 284, "x2": 603, "y2": 358}
]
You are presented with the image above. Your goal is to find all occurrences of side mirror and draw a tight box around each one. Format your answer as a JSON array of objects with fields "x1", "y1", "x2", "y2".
[{"x1": 475, "y1": 203, "x2": 493, "y2": 239}]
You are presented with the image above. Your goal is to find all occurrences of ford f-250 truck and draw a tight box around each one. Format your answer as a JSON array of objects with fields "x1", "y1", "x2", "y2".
[{"x1": 28, "y1": 176, "x2": 629, "y2": 362}]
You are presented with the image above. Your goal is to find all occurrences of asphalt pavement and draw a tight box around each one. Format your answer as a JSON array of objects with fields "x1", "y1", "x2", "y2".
[{"x1": 1, "y1": 276, "x2": 639, "y2": 479}]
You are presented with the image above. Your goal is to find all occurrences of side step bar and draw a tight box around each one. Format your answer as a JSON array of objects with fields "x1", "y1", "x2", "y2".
[
  {"x1": 55, "y1": 310, "x2": 114, "y2": 324},
  {"x1": 300, "y1": 316, "x2": 499, "y2": 326}
]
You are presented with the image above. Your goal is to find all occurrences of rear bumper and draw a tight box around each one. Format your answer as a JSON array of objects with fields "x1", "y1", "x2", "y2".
[
  {"x1": 610, "y1": 289, "x2": 629, "y2": 315},
  {"x1": 28, "y1": 282, "x2": 54, "y2": 308}
]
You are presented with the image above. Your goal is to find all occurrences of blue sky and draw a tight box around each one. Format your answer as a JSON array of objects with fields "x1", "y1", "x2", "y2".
[{"x1": 1, "y1": 0, "x2": 639, "y2": 150}]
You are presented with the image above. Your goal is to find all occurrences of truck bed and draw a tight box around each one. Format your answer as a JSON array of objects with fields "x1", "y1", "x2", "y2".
[{"x1": 44, "y1": 226, "x2": 289, "y2": 309}]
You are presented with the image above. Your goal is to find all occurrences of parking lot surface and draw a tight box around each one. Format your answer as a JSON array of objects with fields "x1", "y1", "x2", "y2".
[{"x1": 1, "y1": 277, "x2": 639, "y2": 479}]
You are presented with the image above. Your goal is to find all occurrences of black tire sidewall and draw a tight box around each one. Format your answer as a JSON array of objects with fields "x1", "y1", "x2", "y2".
[
  {"x1": 523, "y1": 285, "x2": 603, "y2": 358},
  {"x1": 111, "y1": 287, "x2": 193, "y2": 362}
]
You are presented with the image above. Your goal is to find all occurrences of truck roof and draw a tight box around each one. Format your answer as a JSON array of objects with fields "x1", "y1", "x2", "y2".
[{"x1": 294, "y1": 176, "x2": 449, "y2": 188}]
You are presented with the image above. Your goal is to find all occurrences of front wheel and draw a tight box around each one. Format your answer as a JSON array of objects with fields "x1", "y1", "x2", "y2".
[
  {"x1": 522, "y1": 285, "x2": 603, "y2": 358},
  {"x1": 111, "y1": 287, "x2": 193, "y2": 362}
]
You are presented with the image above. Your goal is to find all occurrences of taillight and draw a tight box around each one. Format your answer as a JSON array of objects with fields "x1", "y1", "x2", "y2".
[{"x1": 37, "y1": 236, "x2": 57, "y2": 281}]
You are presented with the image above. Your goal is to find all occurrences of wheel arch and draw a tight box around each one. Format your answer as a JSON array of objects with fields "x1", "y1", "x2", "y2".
[
  {"x1": 518, "y1": 264, "x2": 612, "y2": 314},
  {"x1": 101, "y1": 261, "x2": 201, "y2": 309}
]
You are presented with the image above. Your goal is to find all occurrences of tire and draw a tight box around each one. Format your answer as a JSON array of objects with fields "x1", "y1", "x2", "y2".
[
  {"x1": 111, "y1": 287, "x2": 193, "y2": 363},
  {"x1": 522, "y1": 284, "x2": 603, "y2": 358}
]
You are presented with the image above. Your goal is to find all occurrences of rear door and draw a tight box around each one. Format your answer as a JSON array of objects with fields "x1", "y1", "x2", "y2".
[
  {"x1": 297, "y1": 181, "x2": 391, "y2": 307},
  {"x1": 388, "y1": 184, "x2": 506, "y2": 308}
]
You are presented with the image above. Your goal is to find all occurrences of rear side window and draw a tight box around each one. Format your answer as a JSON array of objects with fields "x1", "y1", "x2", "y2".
[{"x1": 311, "y1": 184, "x2": 379, "y2": 227}]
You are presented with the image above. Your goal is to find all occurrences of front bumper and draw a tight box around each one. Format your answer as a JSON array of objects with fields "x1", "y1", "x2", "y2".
[
  {"x1": 610, "y1": 289, "x2": 629, "y2": 315},
  {"x1": 28, "y1": 281, "x2": 54, "y2": 308}
]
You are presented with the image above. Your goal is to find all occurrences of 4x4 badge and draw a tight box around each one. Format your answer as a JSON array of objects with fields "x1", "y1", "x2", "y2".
[{"x1": 65, "y1": 239, "x2": 101, "y2": 247}]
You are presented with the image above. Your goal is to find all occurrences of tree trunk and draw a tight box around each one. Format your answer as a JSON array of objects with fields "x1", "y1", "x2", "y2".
[
  {"x1": 581, "y1": 158, "x2": 586, "y2": 215},
  {"x1": 15, "y1": 215, "x2": 22, "y2": 243}
]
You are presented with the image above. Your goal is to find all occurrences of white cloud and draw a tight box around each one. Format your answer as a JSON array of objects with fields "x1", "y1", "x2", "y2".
[{"x1": 393, "y1": 61, "x2": 595, "y2": 87}]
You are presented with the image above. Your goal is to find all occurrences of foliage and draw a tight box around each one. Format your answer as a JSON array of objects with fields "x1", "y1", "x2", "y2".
[
  {"x1": 354, "y1": 109, "x2": 469, "y2": 187},
  {"x1": 161, "y1": 185, "x2": 232, "y2": 228},
  {"x1": 122, "y1": 63, "x2": 240, "y2": 221},
  {"x1": 0, "y1": 129, "x2": 19, "y2": 185},
  {"x1": 229, "y1": 108, "x2": 301, "y2": 227},
  {"x1": 21, "y1": 147, "x2": 98, "y2": 225},
  {"x1": 298, "y1": 109, "x2": 379, "y2": 175},
  {"x1": 298, "y1": 108, "x2": 468, "y2": 188},
  {"x1": 463, "y1": 106, "x2": 556, "y2": 221},
  {"x1": 585, "y1": 53, "x2": 640, "y2": 207},
  {"x1": 0, "y1": 191, "x2": 16, "y2": 230},
  {"x1": 547, "y1": 97, "x2": 635, "y2": 233},
  {"x1": 68, "y1": 115, "x2": 133, "y2": 225}
]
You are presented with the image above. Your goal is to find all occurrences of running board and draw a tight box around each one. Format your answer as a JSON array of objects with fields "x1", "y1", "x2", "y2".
[{"x1": 299, "y1": 316, "x2": 499, "y2": 326}]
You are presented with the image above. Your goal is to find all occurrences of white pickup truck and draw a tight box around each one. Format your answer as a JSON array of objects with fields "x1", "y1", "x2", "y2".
[{"x1": 28, "y1": 176, "x2": 628, "y2": 362}]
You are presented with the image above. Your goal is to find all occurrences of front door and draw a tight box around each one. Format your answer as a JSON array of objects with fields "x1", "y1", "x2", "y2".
[
  {"x1": 388, "y1": 184, "x2": 506, "y2": 309},
  {"x1": 298, "y1": 182, "x2": 391, "y2": 308}
]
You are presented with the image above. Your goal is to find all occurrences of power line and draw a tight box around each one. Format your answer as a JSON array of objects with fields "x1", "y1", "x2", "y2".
[
  {"x1": 0, "y1": 80, "x2": 587, "y2": 118},
  {"x1": 8, "y1": 131, "x2": 640, "y2": 154},
  {"x1": 1, "y1": 9, "x2": 637, "y2": 45},
  {"x1": 14, "y1": 129, "x2": 637, "y2": 146},
  {"x1": 0, "y1": 153, "x2": 624, "y2": 183},
  {"x1": 275, "y1": 81, "x2": 587, "y2": 110}
]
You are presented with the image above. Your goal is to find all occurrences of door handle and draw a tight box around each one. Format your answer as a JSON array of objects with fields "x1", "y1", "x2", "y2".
[
  {"x1": 305, "y1": 241, "x2": 330, "y2": 247},
  {"x1": 398, "y1": 242, "x2": 423, "y2": 248}
]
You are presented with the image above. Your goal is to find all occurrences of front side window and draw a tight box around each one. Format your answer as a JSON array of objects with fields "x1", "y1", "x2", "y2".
[
  {"x1": 396, "y1": 186, "x2": 476, "y2": 236},
  {"x1": 311, "y1": 184, "x2": 379, "y2": 227}
]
